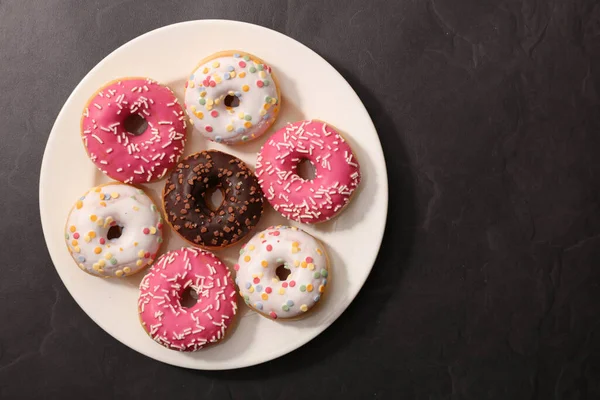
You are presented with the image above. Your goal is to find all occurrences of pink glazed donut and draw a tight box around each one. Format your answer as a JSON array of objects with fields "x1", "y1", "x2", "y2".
[
  {"x1": 256, "y1": 120, "x2": 361, "y2": 223},
  {"x1": 138, "y1": 247, "x2": 238, "y2": 351},
  {"x1": 81, "y1": 78, "x2": 187, "y2": 184}
]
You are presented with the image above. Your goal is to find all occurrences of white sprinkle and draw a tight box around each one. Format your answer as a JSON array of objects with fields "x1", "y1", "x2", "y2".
[{"x1": 91, "y1": 134, "x2": 103, "y2": 144}]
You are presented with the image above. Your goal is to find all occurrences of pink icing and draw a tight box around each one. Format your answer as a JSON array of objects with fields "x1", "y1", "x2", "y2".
[
  {"x1": 138, "y1": 247, "x2": 237, "y2": 351},
  {"x1": 82, "y1": 78, "x2": 187, "y2": 184},
  {"x1": 256, "y1": 120, "x2": 361, "y2": 223}
]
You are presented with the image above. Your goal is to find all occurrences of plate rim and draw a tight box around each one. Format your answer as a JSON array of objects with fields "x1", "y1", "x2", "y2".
[{"x1": 39, "y1": 19, "x2": 389, "y2": 369}]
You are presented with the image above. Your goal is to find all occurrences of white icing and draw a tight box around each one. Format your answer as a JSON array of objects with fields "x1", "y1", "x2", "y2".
[
  {"x1": 235, "y1": 226, "x2": 329, "y2": 319},
  {"x1": 184, "y1": 52, "x2": 279, "y2": 144},
  {"x1": 65, "y1": 183, "x2": 162, "y2": 277}
]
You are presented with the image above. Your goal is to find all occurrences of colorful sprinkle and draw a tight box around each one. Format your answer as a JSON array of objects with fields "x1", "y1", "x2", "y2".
[{"x1": 300, "y1": 304, "x2": 308, "y2": 312}]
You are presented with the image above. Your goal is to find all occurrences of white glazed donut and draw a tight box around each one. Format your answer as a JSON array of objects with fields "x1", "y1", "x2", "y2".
[
  {"x1": 184, "y1": 50, "x2": 281, "y2": 145},
  {"x1": 234, "y1": 225, "x2": 329, "y2": 320},
  {"x1": 64, "y1": 183, "x2": 163, "y2": 278}
]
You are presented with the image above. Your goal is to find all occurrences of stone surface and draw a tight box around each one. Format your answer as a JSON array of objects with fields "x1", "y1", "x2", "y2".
[{"x1": 1, "y1": 0, "x2": 600, "y2": 398}]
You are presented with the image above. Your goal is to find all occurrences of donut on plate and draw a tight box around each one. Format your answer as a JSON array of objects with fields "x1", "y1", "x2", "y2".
[
  {"x1": 163, "y1": 150, "x2": 264, "y2": 249},
  {"x1": 81, "y1": 78, "x2": 187, "y2": 184},
  {"x1": 184, "y1": 51, "x2": 280, "y2": 145},
  {"x1": 235, "y1": 225, "x2": 329, "y2": 320},
  {"x1": 64, "y1": 183, "x2": 163, "y2": 278},
  {"x1": 138, "y1": 247, "x2": 237, "y2": 351},
  {"x1": 256, "y1": 120, "x2": 361, "y2": 223}
]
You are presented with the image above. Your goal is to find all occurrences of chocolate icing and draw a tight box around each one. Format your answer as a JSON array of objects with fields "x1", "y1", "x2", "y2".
[{"x1": 163, "y1": 150, "x2": 264, "y2": 248}]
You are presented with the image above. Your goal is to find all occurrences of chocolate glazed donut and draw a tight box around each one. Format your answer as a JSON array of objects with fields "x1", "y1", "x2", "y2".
[{"x1": 163, "y1": 150, "x2": 264, "y2": 249}]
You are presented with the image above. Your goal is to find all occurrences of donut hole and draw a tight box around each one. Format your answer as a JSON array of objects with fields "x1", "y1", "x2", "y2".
[
  {"x1": 180, "y1": 287, "x2": 198, "y2": 308},
  {"x1": 123, "y1": 113, "x2": 148, "y2": 136},
  {"x1": 224, "y1": 94, "x2": 240, "y2": 108},
  {"x1": 106, "y1": 225, "x2": 123, "y2": 240},
  {"x1": 204, "y1": 187, "x2": 225, "y2": 211},
  {"x1": 297, "y1": 158, "x2": 316, "y2": 181},
  {"x1": 275, "y1": 264, "x2": 291, "y2": 281}
]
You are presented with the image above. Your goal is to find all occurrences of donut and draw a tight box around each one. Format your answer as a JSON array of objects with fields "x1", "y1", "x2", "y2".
[
  {"x1": 163, "y1": 150, "x2": 264, "y2": 249},
  {"x1": 256, "y1": 120, "x2": 361, "y2": 223},
  {"x1": 81, "y1": 78, "x2": 187, "y2": 184},
  {"x1": 184, "y1": 50, "x2": 281, "y2": 145},
  {"x1": 64, "y1": 183, "x2": 163, "y2": 278},
  {"x1": 234, "y1": 225, "x2": 329, "y2": 320},
  {"x1": 138, "y1": 247, "x2": 237, "y2": 351}
]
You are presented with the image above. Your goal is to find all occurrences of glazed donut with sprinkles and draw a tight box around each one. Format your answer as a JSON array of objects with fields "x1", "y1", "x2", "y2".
[
  {"x1": 184, "y1": 50, "x2": 280, "y2": 145},
  {"x1": 138, "y1": 247, "x2": 237, "y2": 351},
  {"x1": 163, "y1": 150, "x2": 264, "y2": 249},
  {"x1": 81, "y1": 78, "x2": 187, "y2": 184},
  {"x1": 256, "y1": 120, "x2": 361, "y2": 223},
  {"x1": 235, "y1": 225, "x2": 329, "y2": 320},
  {"x1": 65, "y1": 183, "x2": 163, "y2": 278}
]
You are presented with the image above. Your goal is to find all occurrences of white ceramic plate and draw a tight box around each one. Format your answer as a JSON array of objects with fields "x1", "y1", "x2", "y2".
[{"x1": 39, "y1": 20, "x2": 387, "y2": 369}]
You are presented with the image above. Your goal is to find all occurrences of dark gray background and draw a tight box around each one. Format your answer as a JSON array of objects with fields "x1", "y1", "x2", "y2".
[{"x1": 1, "y1": 0, "x2": 600, "y2": 399}]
